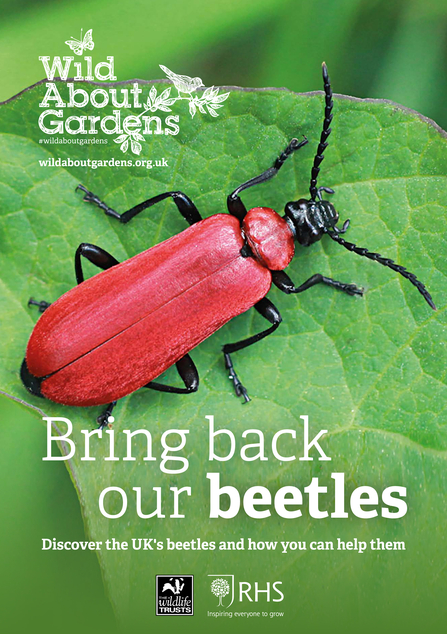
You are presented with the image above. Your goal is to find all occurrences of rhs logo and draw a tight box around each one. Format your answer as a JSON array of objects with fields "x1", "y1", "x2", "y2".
[
  {"x1": 38, "y1": 28, "x2": 230, "y2": 155},
  {"x1": 209, "y1": 575, "x2": 235, "y2": 608},
  {"x1": 208, "y1": 574, "x2": 284, "y2": 607}
]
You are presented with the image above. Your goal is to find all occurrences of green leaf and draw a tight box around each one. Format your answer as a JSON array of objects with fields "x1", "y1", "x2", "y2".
[{"x1": 1, "y1": 82, "x2": 446, "y2": 631}]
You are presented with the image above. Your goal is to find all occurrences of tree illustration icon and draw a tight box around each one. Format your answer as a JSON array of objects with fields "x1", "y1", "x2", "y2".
[{"x1": 210, "y1": 578, "x2": 230, "y2": 606}]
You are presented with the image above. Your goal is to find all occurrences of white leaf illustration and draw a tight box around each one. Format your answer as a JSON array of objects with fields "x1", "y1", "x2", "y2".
[
  {"x1": 131, "y1": 139, "x2": 142, "y2": 155},
  {"x1": 159, "y1": 87, "x2": 172, "y2": 100},
  {"x1": 202, "y1": 86, "x2": 214, "y2": 99},
  {"x1": 114, "y1": 134, "x2": 128, "y2": 144},
  {"x1": 120, "y1": 139, "x2": 129, "y2": 153},
  {"x1": 213, "y1": 91, "x2": 230, "y2": 103}
]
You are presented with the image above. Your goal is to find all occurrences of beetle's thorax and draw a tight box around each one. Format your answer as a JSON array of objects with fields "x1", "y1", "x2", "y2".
[
  {"x1": 284, "y1": 198, "x2": 339, "y2": 246},
  {"x1": 242, "y1": 207, "x2": 295, "y2": 270}
]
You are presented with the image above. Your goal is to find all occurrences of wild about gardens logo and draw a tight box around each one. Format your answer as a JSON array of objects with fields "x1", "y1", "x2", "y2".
[{"x1": 37, "y1": 28, "x2": 230, "y2": 155}]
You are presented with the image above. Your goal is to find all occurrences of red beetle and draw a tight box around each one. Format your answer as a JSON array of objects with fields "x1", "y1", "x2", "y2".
[{"x1": 21, "y1": 65, "x2": 434, "y2": 427}]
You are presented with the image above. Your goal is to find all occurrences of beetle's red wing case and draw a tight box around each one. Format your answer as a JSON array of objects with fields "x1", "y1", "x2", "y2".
[{"x1": 25, "y1": 215, "x2": 272, "y2": 406}]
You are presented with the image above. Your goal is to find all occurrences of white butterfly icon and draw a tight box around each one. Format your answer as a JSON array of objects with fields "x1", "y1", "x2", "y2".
[{"x1": 65, "y1": 28, "x2": 94, "y2": 56}]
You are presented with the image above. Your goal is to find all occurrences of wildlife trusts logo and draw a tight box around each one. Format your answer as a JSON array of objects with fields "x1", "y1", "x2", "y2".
[
  {"x1": 156, "y1": 575, "x2": 194, "y2": 615},
  {"x1": 38, "y1": 28, "x2": 230, "y2": 156}
]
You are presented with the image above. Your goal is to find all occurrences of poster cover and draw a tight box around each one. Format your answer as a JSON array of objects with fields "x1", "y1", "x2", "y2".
[{"x1": 1, "y1": 3, "x2": 446, "y2": 633}]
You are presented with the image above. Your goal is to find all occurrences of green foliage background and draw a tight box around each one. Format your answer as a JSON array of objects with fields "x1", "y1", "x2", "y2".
[
  {"x1": 1, "y1": 0, "x2": 447, "y2": 128},
  {"x1": 1, "y1": 1, "x2": 447, "y2": 632}
]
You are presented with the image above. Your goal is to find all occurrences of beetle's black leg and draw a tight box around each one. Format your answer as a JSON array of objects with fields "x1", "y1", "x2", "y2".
[
  {"x1": 27, "y1": 245, "x2": 119, "y2": 312},
  {"x1": 316, "y1": 186, "x2": 335, "y2": 201},
  {"x1": 272, "y1": 270, "x2": 363, "y2": 297},
  {"x1": 75, "y1": 243, "x2": 120, "y2": 284},
  {"x1": 222, "y1": 297, "x2": 282, "y2": 402},
  {"x1": 227, "y1": 137, "x2": 308, "y2": 222},
  {"x1": 97, "y1": 401, "x2": 117, "y2": 430},
  {"x1": 333, "y1": 219, "x2": 350, "y2": 234},
  {"x1": 28, "y1": 298, "x2": 51, "y2": 313},
  {"x1": 145, "y1": 354, "x2": 199, "y2": 394},
  {"x1": 223, "y1": 353, "x2": 250, "y2": 403},
  {"x1": 77, "y1": 185, "x2": 202, "y2": 226}
]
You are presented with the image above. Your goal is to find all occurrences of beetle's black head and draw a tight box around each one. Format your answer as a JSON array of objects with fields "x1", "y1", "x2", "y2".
[
  {"x1": 284, "y1": 197, "x2": 340, "y2": 246},
  {"x1": 282, "y1": 61, "x2": 435, "y2": 311}
]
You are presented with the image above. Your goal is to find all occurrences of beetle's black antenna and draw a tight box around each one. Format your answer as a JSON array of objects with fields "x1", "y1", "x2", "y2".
[
  {"x1": 310, "y1": 62, "x2": 333, "y2": 201},
  {"x1": 327, "y1": 230, "x2": 436, "y2": 310}
]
